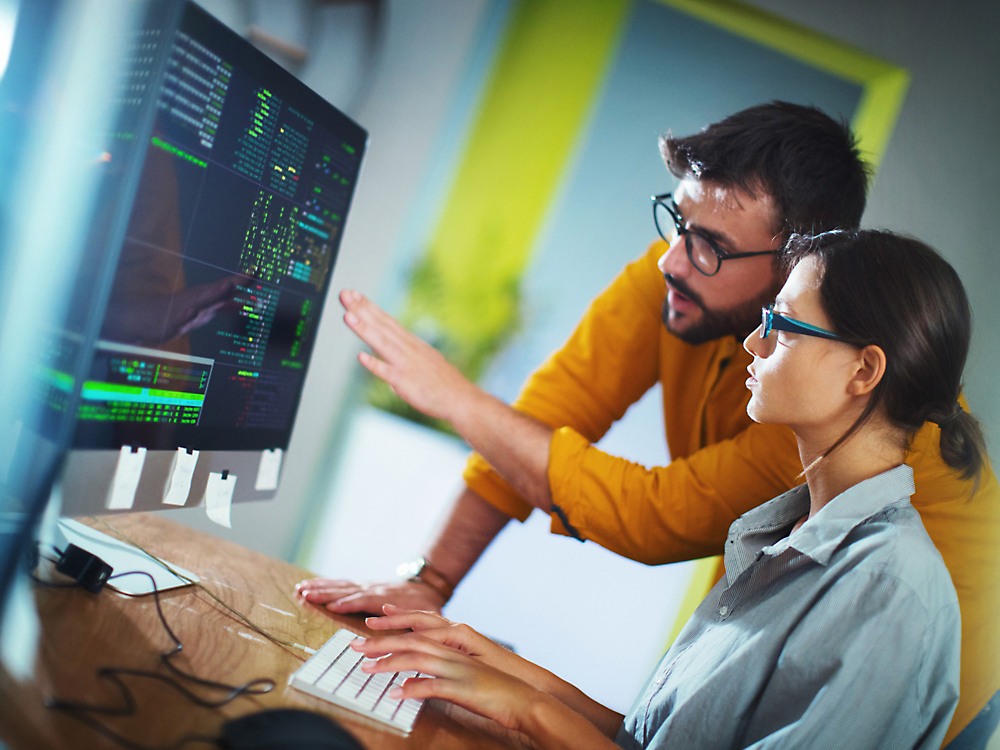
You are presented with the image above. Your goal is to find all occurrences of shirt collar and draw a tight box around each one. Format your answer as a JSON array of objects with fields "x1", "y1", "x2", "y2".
[{"x1": 726, "y1": 464, "x2": 915, "y2": 580}]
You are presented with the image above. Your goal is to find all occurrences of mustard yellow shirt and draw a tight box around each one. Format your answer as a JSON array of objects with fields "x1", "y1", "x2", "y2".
[{"x1": 463, "y1": 240, "x2": 1000, "y2": 744}]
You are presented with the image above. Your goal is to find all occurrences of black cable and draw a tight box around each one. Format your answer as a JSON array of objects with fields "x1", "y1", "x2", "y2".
[
  {"x1": 89, "y1": 517, "x2": 306, "y2": 658},
  {"x1": 38, "y1": 564, "x2": 276, "y2": 750}
]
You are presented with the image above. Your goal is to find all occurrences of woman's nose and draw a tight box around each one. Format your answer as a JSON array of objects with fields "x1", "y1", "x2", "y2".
[{"x1": 744, "y1": 324, "x2": 769, "y2": 357}]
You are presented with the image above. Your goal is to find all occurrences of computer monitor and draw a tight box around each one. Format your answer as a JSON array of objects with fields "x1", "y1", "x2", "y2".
[
  {"x1": 1, "y1": 0, "x2": 365, "y2": 680},
  {"x1": 50, "y1": 0, "x2": 367, "y2": 518},
  {"x1": 0, "y1": 0, "x2": 158, "y2": 670}
]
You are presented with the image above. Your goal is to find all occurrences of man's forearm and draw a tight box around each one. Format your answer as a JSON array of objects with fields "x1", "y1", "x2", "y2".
[
  {"x1": 448, "y1": 387, "x2": 554, "y2": 512},
  {"x1": 424, "y1": 486, "x2": 512, "y2": 592},
  {"x1": 341, "y1": 291, "x2": 555, "y2": 512}
]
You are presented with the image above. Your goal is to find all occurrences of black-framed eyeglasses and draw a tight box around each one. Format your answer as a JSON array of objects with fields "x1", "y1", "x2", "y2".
[
  {"x1": 652, "y1": 192, "x2": 775, "y2": 276},
  {"x1": 760, "y1": 304, "x2": 844, "y2": 343}
]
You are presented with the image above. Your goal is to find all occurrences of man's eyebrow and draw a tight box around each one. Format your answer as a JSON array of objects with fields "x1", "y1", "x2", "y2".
[
  {"x1": 688, "y1": 222, "x2": 736, "y2": 252},
  {"x1": 674, "y1": 195, "x2": 738, "y2": 251}
]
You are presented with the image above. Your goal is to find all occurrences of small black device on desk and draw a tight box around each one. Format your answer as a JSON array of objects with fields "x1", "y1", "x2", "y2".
[{"x1": 219, "y1": 708, "x2": 363, "y2": 750}]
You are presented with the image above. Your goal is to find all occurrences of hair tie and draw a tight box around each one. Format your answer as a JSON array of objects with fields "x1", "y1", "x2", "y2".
[{"x1": 936, "y1": 404, "x2": 964, "y2": 427}]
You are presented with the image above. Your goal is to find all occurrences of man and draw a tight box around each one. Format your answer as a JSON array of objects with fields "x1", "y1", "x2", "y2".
[{"x1": 298, "y1": 102, "x2": 1000, "y2": 746}]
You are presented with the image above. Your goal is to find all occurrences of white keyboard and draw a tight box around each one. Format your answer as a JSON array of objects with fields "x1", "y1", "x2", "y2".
[{"x1": 289, "y1": 629, "x2": 426, "y2": 734}]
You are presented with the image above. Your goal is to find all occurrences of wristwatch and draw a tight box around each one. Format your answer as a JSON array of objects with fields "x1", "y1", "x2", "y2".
[{"x1": 396, "y1": 557, "x2": 456, "y2": 603}]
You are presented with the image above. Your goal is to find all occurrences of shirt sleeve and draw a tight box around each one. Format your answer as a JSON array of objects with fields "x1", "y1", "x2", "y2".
[
  {"x1": 740, "y1": 574, "x2": 960, "y2": 750},
  {"x1": 546, "y1": 422, "x2": 802, "y2": 564},
  {"x1": 462, "y1": 242, "x2": 666, "y2": 521}
]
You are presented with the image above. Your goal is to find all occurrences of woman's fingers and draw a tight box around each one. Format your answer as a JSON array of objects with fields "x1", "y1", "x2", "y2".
[
  {"x1": 365, "y1": 606, "x2": 453, "y2": 632},
  {"x1": 354, "y1": 631, "x2": 445, "y2": 659},
  {"x1": 356, "y1": 636, "x2": 538, "y2": 732}
]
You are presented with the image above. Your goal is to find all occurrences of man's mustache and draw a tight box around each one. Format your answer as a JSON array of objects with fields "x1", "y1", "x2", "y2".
[{"x1": 664, "y1": 274, "x2": 706, "y2": 310}]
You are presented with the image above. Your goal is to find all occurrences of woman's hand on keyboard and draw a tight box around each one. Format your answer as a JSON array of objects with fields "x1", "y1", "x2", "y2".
[
  {"x1": 364, "y1": 606, "x2": 567, "y2": 702},
  {"x1": 294, "y1": 579, "x2": 446, "y2": 615},
  {"x1": 354, "y1": 608, "x2": 620, "y2": 748}
]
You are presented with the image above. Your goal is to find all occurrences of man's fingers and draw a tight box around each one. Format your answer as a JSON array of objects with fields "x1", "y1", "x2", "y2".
[
  {"x1": 294, "y1": 580, "x2": 447, "y2": 618},
  {"x1": 323, "y1": 590, "x2": 385, "y2": 615},
  {"x1": 344, "y1": 307, "x2": 397, "y2": 357},
  {"x1": 296, "y1": 576, "x2": 356, "y2": 591},
  {"x1": 295, "y1": 580, "x2": 360, "y2": 603},
  {"x1": 358, "y1": 350, "x2": 392, "y2": 381},
  {"x1": 342, "y1": 291, "x2": 403, "y2": 340},
  {"x1": 293, "y1": 580, "x2": 384, "y2": 613},
  {"x1": 341, "y1": 291, "x2": 423, "y2": 363}
]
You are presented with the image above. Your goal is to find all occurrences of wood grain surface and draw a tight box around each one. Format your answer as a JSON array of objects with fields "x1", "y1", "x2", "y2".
[{"x1": 0, "y1": 513, "x2": 518, "y2": 749}]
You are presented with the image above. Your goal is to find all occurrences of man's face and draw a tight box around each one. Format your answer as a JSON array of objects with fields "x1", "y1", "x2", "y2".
[{"x1": 657, "y1": 179, "x2": 784, "y2": 344}]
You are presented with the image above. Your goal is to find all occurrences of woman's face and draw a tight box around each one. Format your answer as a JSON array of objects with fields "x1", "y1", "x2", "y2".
[{"x1": 742, "y1": 256, "x2": 864, "y2": 441}]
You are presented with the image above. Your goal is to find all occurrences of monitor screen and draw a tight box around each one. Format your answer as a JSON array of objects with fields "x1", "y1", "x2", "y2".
[
  {"x1": 0, "y1": 0, "x2": 159, "y2": 674},
  {"x1": 55, "y1": 1, "x2": 367, "y2": 515}
]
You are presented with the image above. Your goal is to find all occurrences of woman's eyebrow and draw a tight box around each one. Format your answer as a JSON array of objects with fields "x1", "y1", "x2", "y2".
[{"x1": 773, "y1": 297, "x2": 796, "y2": 315}]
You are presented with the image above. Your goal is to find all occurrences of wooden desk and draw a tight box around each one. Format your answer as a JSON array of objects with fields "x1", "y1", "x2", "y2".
[{"x1": 0, "y1": 514, "x2": 513, "y2": 749}]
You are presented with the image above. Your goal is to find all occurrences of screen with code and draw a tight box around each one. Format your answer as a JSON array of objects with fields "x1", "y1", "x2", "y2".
[{"x1": 66, "y1": 3, "x2": 366, "y2": 452}]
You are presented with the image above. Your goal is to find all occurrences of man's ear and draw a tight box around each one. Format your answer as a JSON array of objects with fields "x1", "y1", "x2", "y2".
[{"x1": 847, "y1": 344, "x2": 887, "y2": 396}]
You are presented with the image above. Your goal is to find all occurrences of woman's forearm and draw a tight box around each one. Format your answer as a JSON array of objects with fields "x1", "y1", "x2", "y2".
[
  {"x1": 520, "y1": 692, "x2": 623, "y2": 750},
  {"x1": 540, "y1": 679, "x2": 625, "y2": 738}
]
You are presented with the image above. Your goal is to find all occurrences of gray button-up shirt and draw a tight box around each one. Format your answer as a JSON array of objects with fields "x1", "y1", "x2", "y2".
[{"x1": 617, "y1": 464, "x2": 960, "y2": 750}]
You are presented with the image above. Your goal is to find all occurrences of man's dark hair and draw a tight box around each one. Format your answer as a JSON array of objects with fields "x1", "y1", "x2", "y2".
[{"x1": 661, "y1": 101, "x2": 870, "y2": 237}]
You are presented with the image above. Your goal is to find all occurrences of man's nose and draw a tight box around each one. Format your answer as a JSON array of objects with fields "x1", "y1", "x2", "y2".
[{"x1": 658, "y1": 235, "x2": 690, "y2": 278}]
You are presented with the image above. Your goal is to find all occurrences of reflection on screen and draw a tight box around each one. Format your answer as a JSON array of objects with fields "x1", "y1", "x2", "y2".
[{"x1": 52, "y1": 4, "x2": 366, "y2": 454}]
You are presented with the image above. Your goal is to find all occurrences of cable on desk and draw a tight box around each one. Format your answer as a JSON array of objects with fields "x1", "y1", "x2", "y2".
[
  {"x1": 36, "y1": 562, "x2": 275, "y2": 750},
  {"x1": 89, "y1": 517, "x2": 307, "y2": 658}
]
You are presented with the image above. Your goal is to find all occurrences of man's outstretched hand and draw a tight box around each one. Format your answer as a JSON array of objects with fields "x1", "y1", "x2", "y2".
[
  {"x1": 295, "y1": 577, "x2": 447, "y2": 615},
  {"x1": 338, "y1": 289, "x2": 554, "y2": 511},
  {"x1": 340, "y1": 289, "x2": 477, "y2": 423}
]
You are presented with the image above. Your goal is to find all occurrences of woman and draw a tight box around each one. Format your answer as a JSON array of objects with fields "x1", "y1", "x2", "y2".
[{"x1": 337, "y1": 229, "x2": 982, "y2": 749}]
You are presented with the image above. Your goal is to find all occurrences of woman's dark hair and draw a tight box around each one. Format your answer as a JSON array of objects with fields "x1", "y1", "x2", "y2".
[
  {"x1": 661, "y1": 102, "x2": 870, "y2": 238},
  {"x1": 783, "y1": 229, "x2": 985, "y2": 483}
]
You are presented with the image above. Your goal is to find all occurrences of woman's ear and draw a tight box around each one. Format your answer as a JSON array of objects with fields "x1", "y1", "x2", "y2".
[{"x1": 847, "y1": 344, "x2": 887, "y2": 396}]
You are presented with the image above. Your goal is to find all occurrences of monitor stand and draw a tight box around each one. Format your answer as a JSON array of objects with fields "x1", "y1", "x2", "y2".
[
  {"x1": 54, "y1": 518, "x2": 199, "y2": 595},
  {"x1": 36, "y1": 485, "x2": 198, "y2": 595}
]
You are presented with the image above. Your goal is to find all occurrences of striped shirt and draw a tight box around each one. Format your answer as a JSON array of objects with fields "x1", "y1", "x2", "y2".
[{"x1": 617, "y1": 464, "x2": 960, "y2": 750}]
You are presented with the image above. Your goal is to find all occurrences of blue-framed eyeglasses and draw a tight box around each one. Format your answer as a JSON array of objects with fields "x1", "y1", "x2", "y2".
[{"x1": 760, "y1": 304, "x2": 844, "y2": 343}]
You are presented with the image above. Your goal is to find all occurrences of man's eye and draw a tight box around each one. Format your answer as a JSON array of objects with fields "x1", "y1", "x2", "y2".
[{"x1": 690, "y1": 234, "x2": 718, "y2": 256}]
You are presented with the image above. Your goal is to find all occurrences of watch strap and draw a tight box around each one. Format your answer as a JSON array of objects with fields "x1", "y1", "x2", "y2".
[{"x1": 400, "y1": 557, "x2": 455, "y2": 603}]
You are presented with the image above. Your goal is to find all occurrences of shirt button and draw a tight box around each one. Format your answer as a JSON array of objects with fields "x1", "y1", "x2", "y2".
[{"x1": 719, "y1": 605, "x2": 728, "y2": 616}]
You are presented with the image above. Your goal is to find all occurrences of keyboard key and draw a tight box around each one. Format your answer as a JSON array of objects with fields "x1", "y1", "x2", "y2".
[
  {"x1": 288, "y1": 630, "x2": 426, "y2": 735},
  {"x1": 355, "y1": 670, "x2": 392, "y2": 712}
]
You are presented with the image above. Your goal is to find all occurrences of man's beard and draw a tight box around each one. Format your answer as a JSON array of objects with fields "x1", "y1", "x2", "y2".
[{"x1": 661, "y1": 273, "x2": 781, "y2": 345}]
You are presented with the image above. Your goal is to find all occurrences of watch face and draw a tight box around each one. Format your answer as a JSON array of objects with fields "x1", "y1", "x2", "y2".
[{"x1": 396, "y1": 559, "x2": 423, "y2": 579}]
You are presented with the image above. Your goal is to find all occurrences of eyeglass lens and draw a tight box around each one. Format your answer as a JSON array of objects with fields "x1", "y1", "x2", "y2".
[{"x1": 654, "y1": 200, "x2": 721, "y2": 275}]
